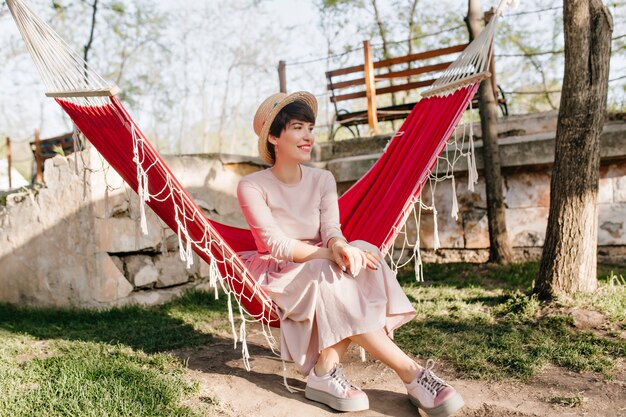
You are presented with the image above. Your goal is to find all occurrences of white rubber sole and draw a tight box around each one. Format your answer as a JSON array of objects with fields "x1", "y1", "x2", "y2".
[
  {"x1": 408, "y1": 392, "x2": 465, "y2": 417},
  {"x1": 305, "y1": 386, "x2": 369, "y2": 412}
]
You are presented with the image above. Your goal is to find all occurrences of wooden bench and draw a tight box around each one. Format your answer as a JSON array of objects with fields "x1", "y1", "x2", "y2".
[
  {"x1": 30, "y1": 131, "x2": 77, "y2": 183},
  {"x1": 326, "y1": 40, "x2": 508, "y2": 140}
]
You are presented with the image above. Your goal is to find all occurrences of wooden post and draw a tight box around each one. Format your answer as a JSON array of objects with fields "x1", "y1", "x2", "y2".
[
  {"x1": 6, "y1": 137, "x2": 11, "y2": 190},
  {"x1": 34, "y1": 128, "x2": 43, "y2": 184},
  {"x1": 278, "y1": 60, "x2": 287, "y2": 93},
  {"x1": 484, "y1": 9, "x2": 498, "y2": 103},
  {"x1": 363, "y1": 40, "x2": 379, "y2": 135}
]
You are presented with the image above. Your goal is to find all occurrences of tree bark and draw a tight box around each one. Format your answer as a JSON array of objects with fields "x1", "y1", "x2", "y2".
[
  {"x1": 534, "y1": 0, "x2": 612, "y2": 299},
  {"x1": 466, "y1": 0, "x2": 513, "y2": 264}
]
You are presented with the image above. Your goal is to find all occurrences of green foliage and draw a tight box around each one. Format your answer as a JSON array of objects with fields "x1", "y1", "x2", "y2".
[{"x1": 51, "y1": 145, "x2": 65, "y2": 157}]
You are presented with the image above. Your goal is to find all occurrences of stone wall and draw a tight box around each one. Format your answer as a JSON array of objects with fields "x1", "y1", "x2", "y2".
[
  {"x1": 0, "y1": 150, "x2": 257, "y2": 308},
  {"x1": 0, "y1": 111, "x2": 624, "y2": 308}
]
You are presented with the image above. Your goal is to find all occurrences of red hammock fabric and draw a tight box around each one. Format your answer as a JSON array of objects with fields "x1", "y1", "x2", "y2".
[{"x1": 55, "y1": 83, "x2": 477, "y2": 327}]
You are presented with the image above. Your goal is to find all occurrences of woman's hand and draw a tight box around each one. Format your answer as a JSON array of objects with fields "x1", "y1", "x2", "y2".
[{"x1": 330, "y1": 240, "x2": 381, "y2": 277}]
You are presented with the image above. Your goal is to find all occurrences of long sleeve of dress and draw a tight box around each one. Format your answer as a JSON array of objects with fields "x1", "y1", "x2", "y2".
[
  {"x1": 237, "y1": 178, "x2": 299, "y2": 261},
  {"x1": 319, "y1": 170, "x2": 345, "y2": 248}
]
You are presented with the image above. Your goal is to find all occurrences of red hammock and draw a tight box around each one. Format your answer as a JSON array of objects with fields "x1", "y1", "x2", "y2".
[{"x1": 55, "y1": 83, "x2": 478, "y2": 327}]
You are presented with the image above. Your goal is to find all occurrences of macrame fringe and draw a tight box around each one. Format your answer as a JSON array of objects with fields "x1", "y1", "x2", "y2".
[
  {"x1": 432, "y1": 207, "x2": 440, "y2": 251},
  {"x1": 451, "y1": 176, "x2": 459, "y2": 221},
  {"x1": 209, "y1": 260, "x2": 220, "y2": 300},
  {"x1": 360, "y1": 347, "x2": 366, "y2": 362},
  {"x1": 227, "y1": 292, "x2": 238, "y2": 348},
  {"x1": 238, "y1": 307, "x2": 251, "y2": 371},
  {"x1": 185, "y1": 237, "x2": 193, "y2": 269},
  {"x1": 176, "y1": 216, "x2": 186, "y2": 262}
]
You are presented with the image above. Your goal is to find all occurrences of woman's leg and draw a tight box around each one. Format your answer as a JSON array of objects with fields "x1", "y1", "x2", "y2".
[
  {"x1": 348, "y1": 328, "x2": 420, "y2": 383},
  {"x1": 314, "y1": 338, "x2": 352, "y2": 376}
]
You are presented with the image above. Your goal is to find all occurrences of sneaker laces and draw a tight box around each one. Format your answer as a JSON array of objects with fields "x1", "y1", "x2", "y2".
[
  {"x1": 418, "y1": 359, "x2": 447, "y2": 396},
  {"x1": 330, "y1": 363, "x2": 358, "y2": 393}
]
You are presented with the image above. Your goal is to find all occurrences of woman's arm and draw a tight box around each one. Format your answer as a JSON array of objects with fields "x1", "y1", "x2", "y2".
[{"x1": 291, "y1": 241, "x2": 333, "y2": 263}]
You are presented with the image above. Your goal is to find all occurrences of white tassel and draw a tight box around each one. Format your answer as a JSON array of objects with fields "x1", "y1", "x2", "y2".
[
  {"x1": 432, "y1": 208, "x2": 440, "y2": 251},
  {"x1": 451, "y1": 176, "x2": 459, "y2": 221},
  {"x1": 139, "y1": 198, "x2": 148, "y2": 235},
  {"x1": 239, "y1": 320, "x2": 251, "y2": 371},
  {"x1": 360, "y1": 347, "x2": 366, "y2": 362},
  {"x1": 209, "y1": 260, "x2": 220, "y2": 300},
  {"x1": 185, "y1": 238, "x2": 193, "y2": 269},
  {"x1": 227, "y1": 293, "x2": 238, "y2": 348},
  {"x1": 468, "y1": 130, "x2": 478, "y2": 192},
  {"x1": 177, "y1": 223, "x2": 186, "y2": 262},
  {"x1": 282, "y1": 360, "x2": 296, "y2": 393},
  {"x1": 415, "y1": 244, "x2": 424, "y2": 282}
]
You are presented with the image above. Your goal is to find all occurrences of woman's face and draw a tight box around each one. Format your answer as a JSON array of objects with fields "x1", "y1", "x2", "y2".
[{"x1": 269, "y1": 118, "x2": 315, "y2": 164}]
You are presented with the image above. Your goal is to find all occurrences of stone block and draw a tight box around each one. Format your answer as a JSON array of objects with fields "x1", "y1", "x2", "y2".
[
  {"x1": 113, "y1": 282, "x2": 200, "y2": 307},
  {"x1": 94, "y1": 253, "x2": 133, "y2": 302},
  {"x1": 154, "y1": 253, "x2": 194, "y2": 288},
  {"x1": 95, "y1": 216, "x2": 162, "y2": 253},
  {"x1": 462, "y1": 209, "x2": 489, "y2": 249},
  {"x1": 505, "y1": 207, "x2": 549, "y2": 247},
  {"x1": 598, "y1": 177, "x2": 613, "y2": 204},
  {"x1": 125, "y1": 255, "x2": 158, "y2": 288},
  {"x1": 598, "y1": 204, "x2": 626, "y2": 245},
  {"x1": 504, "y1": 171, "x2": 551, "y2": 208},
  {"x1": 614, "y1": 176, "x2": 626, "y2": 203}
]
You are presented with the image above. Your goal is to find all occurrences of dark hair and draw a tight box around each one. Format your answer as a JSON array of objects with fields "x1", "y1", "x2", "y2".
[{"x1": 267, "y1": 100, "x2": 315, "y2": 163}]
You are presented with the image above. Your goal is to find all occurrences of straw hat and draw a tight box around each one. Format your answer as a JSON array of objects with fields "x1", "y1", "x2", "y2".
[{"x1": 253, "y1": 91, "x2": 318, "y2": 164}]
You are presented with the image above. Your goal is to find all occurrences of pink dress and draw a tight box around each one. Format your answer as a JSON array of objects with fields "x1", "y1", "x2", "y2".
[{"x1": 237, "y1": 164, "x2": 416, "y2": 375}]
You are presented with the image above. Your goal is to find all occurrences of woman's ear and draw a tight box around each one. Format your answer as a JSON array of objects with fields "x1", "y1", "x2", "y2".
[{"x1": 268, "y1": 135, "x2": 278, "y2": 146}]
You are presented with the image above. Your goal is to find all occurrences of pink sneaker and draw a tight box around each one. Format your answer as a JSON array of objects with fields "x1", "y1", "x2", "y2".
[
  {"x1": 305, "y1": 363, "x2": 369, "y2": 412},
  {"x1": 405, "y1": 359, "x2": 464, "y2": 417}
]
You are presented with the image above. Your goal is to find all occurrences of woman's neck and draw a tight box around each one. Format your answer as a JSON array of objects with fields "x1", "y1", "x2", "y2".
[{"x1": 271, "y1": 161, "x2": 302, "y2": 185}]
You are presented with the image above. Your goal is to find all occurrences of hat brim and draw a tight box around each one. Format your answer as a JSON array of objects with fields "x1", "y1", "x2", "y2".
[{"x1": 257, "y1": 91, "x2": 318, "y2": 164}]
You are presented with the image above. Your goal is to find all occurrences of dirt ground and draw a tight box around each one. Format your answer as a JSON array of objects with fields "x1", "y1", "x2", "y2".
[{"x1": 173, "y1": 323, "x2": 626, "y2": 417}]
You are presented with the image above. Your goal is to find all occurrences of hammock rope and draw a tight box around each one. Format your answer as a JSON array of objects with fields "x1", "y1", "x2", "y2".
[{"x1": 6, "y1": 0, "x2": 518, "y2": 367}]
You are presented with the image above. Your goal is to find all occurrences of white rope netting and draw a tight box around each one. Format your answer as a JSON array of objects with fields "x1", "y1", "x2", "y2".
[
  {"x1": 387, "y1": 102, "x2": 480, "y2": 281},
  {"x1": 7, "y1": 0, "x2": 117, "y2": 106},
  {"x1": 422, "y1": 0, "x2": 518, "y2": 98}
]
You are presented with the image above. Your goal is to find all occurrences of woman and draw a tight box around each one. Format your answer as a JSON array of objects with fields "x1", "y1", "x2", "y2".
[{"x1": 236, "y1": 91, "x2": 464, "y2": 417}]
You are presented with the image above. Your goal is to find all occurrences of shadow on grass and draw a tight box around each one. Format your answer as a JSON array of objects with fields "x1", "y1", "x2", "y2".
[
  {"x1": 0, "y1": 290, "x2": 229, "y2": 353},
  {"x1": 395, "y1": 314, "x2": 626, "y2": 381}
]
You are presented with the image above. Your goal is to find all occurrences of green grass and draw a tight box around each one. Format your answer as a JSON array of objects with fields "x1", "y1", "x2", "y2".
[
  {"x1": 1, "y1": 262, "x2": 625, "y2": 415},
  {"x1": 395, "y1": 262, "x2": 626, "y2": 381},
  {"x1": 0, "y1": 290, "x2": 230, "y2": 416}
]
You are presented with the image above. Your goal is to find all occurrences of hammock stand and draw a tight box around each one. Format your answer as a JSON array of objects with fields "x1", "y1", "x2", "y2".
[{"x1": 7, "y1": 0, "x2": 517, "y2": 368}]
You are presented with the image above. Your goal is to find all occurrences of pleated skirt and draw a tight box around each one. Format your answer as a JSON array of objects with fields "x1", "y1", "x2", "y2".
[{"x1": 238, "y1": 239, "x2": 416, "y2": 375}]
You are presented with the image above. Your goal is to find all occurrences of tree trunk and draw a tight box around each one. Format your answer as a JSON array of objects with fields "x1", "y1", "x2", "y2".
[
  {"x1": 534, "y1": 0, "x2": 612, "y2": 299},
  {"x1": 466, "y1": 0, "x2": 513, "y2": 264}
]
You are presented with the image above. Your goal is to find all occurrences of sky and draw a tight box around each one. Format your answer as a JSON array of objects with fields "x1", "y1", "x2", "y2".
[{"x1": 0, "y1": 0, "x2": 624, "y2": 169}]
